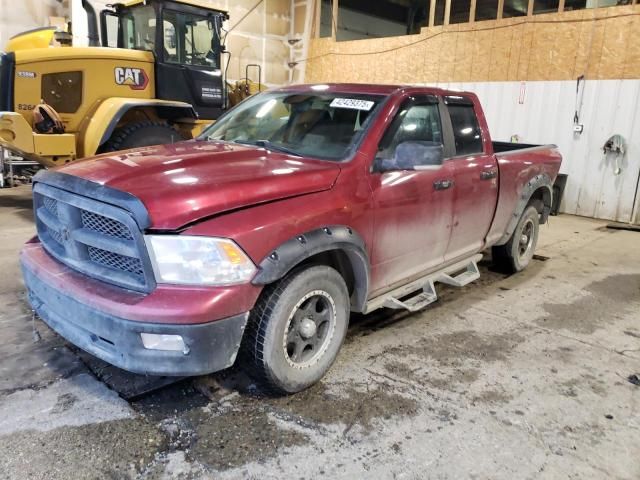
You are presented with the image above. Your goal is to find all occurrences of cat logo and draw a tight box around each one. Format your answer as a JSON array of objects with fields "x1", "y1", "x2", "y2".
[{"x1": 114, "y1": 67, "x2": 149, "y2": 90}]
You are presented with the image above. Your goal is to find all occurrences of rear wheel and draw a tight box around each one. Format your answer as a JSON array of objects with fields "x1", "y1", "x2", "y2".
[
  {"x1": 101, "y1": 121, "x2": 184, "y2": 153},
  {"x1": 492, "y1": 205, "x2": 540, "y2": 273},
  {"x1": 240, "y1": 266, "x2": 350, "y2": 395}
]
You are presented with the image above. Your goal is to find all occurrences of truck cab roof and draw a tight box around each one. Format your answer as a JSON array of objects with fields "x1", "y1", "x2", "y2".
[{"x1": 273, "y1": 83, "x2": 477, "y2": 99}]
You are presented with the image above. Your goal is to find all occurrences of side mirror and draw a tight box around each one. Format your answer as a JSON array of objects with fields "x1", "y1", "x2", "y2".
[{"x1": 376, "y1": 141, "x2": 444, "y2": 172}]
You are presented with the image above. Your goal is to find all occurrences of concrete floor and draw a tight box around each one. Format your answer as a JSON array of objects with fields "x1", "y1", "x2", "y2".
[{"x1": 0, "y1": 184, "x2": 638, "y2": 479}]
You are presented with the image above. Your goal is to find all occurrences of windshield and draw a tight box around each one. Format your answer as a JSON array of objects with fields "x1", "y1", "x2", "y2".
[{"x1": 201, "y1": 91, "x2": 385, "y2": 160}]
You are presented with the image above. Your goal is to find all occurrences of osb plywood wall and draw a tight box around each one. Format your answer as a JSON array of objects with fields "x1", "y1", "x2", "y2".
[{"x1": 305, "y1": 5, "x2": 640, "y2": 83}]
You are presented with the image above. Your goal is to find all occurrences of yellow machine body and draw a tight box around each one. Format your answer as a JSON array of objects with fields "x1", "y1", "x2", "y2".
[
  {"x1": 4, "y1": 28, "x2": 58, "y2": 53},
  {"x1": 0, "y1": 0, "x2": 251, "y2": 168},
  {"x1": 0, "y1": 47, "x2": 207, "y2": 167}
]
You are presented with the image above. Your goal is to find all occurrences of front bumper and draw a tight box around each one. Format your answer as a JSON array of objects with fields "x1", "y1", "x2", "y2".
[
  {"x1": 21, "y1": 244, "x2": 254, "y2": 377},
  {"x1": 0, "y1": 112, "x2": 77, "y2": 167}
]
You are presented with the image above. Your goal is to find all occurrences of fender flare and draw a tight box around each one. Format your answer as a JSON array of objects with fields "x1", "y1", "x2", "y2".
[
  {"x1": 496, "y1": 173, "x2": 553, "y2": 245},
  {"x1": 81, "y1": 98, "x2": 197, "y2": 157},
  {"x1": 251, "y1": 226, "x2": 370, "y2": 312}
]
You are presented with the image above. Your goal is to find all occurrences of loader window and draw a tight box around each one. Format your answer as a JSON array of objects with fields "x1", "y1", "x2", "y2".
[
  {"x1": 162, "y1": 10, "x2": 222, "y2": 68},
  {"x1": 121, "y1": 5, "x2": 156, "y2": 51},
  {"x1": 103, "y1": 13, "x2": 119, "y2": 48}
]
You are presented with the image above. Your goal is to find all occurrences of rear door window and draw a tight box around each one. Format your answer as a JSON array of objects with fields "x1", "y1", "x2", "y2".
[{"x1": 446, "y1": 99, "x2": 483, "y2": 156}]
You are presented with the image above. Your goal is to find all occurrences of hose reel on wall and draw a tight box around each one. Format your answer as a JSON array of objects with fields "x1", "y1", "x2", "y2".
[{"x1": 602, "y1": 134, "x2": 626, "y2": 176}]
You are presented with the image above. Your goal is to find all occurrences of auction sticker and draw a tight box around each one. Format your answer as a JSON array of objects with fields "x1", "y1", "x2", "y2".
[{"x1": 330, "y1": 98, "x2": 374, "y2": 111}]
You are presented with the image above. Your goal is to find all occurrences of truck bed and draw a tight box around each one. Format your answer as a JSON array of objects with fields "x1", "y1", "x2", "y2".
[
  {"x1": 492, "y1": 141, "x2": 547, "y2": 154},
  {"x1": 485, "y1": 142, "x2": 562, "y2": 246}
]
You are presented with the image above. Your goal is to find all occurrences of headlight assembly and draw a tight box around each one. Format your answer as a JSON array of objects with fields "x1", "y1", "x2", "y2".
[{"x1": 145, "y1": 235, "x2": 256, "y2": 286}]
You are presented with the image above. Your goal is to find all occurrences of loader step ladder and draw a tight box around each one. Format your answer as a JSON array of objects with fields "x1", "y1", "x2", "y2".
[{"x1": 366, "y1": 254, "x2": 482, "y2": 313}]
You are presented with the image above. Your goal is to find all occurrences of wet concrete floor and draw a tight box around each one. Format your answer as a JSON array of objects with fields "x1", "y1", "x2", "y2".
[{"x1": 1, "y1": 185, "x2": 638, "y2": 479}]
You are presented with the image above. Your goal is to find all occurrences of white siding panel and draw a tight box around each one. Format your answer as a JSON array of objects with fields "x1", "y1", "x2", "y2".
[{"x1": 429, "y1": 80, "x2": 640, "y2": 223}]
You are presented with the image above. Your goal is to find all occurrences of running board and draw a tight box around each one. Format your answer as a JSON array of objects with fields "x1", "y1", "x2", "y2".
[{"x1": 365, "y1": 254, "x2": 482, "y2": 313}]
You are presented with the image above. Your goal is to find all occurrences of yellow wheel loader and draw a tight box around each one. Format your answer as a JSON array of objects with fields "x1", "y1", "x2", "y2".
[{"x1": 0, "y1": 0, "x2": 263, "y2": 168}]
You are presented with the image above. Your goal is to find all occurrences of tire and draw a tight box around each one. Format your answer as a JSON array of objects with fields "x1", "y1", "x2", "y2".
[
  {"x1": 240, "y1": 265, "x2": 350, "y2": 395},
  {"x1": 492, "y1": 205, "x2": 540, "y2": 273},
  {"x1": 101, "y1": 121, "x2": 184, "y2": 152}
]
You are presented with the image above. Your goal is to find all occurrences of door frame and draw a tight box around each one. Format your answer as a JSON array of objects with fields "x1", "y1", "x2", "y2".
[{"x1": 631, "y1": 168, "x2": 640, "y2": 225}]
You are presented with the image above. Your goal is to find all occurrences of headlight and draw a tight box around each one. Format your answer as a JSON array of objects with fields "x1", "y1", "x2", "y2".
[{"x1": 145, "y1": 235, "x2": 256, "y2": 286}]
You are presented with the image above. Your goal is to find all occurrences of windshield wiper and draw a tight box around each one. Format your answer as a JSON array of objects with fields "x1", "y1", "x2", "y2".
[{"x1": 235, "y1": 139, "x2": 302, "y2": 157}]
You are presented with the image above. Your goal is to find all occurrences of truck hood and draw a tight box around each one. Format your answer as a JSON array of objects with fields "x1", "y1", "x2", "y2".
[{"x1": 59, "y1": 141, "x2": 341, "y2": 230}]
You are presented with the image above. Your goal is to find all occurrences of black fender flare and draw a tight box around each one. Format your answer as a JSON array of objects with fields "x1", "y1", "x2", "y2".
[
  {"x1": 251, "y1": 226, "x2": 370, "y2": 312},
  {"x1": 94, "y1": 101, "x2": 198, "y2": 153},
  {"x1": 497, "y1": 173, "x2": 553, "y2": 245}
]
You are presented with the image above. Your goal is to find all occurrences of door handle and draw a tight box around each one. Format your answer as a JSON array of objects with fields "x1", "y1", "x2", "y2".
[
  {"x1": 433, "y1": 179, "x2": 454, "y2": 190},
  {"x1": 480, "y1": 169, "x2": 498, "y2": 180}
]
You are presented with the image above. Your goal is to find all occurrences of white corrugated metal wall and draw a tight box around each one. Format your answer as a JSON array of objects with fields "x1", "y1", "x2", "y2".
[{"x1": 431, "y1": 80, "x2": 640, "y2": 224}]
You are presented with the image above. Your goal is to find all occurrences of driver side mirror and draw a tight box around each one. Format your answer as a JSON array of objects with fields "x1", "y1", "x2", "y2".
[{"x1": 375, "y1": 141, "x2": 444, "y2": 173}]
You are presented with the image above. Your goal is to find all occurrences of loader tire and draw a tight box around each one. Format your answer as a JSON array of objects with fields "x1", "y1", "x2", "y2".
[{"x1": 102, "y1": 121, "x2": 185, "y2": 153}]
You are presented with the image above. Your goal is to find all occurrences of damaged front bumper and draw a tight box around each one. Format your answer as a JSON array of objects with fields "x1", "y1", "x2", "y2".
[{"x1": 20, "y1": 242, "x2": 252, "y2": 377}]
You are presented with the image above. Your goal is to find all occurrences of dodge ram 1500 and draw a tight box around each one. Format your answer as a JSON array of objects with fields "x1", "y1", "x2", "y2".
[{"x1": 21, "y1": 84, "x2": 561, "y2": 394}]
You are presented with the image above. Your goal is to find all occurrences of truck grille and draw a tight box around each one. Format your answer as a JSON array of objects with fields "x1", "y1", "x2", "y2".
[
  {"x1": 87, "y1": 246, "x2": 144, "y2": 276},
  {"x1": 81, "y1": 210, "x2": 134, "y2": 240},
  {"x1": 33, "y1": 183, "x2": 155, "y2": 292}
]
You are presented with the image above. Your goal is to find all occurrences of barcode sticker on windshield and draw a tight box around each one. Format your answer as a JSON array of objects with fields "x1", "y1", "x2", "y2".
[{"x1": 330, "y1": 98, "x2": 375, "y2": 111}]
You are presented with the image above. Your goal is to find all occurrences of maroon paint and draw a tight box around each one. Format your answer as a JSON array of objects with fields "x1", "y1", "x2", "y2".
[
  {"x1": 485, "y1": 148, "x2": 562, "y2": 245},
  {"x1": 30, "y1": 84, "x2": 562, "y2": 325},
  {"x1": 368, "y1": 162, "x2": 457, "y2": 295},
  {"x1": 60, "y1": 142, "x2": 341, "y2": 230}
]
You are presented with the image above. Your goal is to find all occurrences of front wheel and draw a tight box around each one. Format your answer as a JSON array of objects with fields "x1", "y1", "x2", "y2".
[
  {"x1": 240, "y1": 266, "x2": 350, "y2": 395},
  {"x1": 492, "y1": 204, "x2": 540, "y2": 273}
]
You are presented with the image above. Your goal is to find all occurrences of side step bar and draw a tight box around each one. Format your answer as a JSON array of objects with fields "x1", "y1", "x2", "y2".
[{"x1": 364, "y1": 254, "x2": 482, "y2": 313}]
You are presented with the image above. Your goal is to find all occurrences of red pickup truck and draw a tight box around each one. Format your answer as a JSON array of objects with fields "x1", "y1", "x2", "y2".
[{"x1": 21, "y1": 84, "x2": 561, "y2": 394}]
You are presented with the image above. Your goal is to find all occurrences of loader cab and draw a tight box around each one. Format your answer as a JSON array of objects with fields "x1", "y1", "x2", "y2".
[{"x1": 100, "y1": 0, "x2": 228, "y2": 119}]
